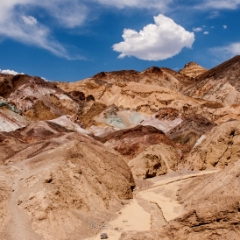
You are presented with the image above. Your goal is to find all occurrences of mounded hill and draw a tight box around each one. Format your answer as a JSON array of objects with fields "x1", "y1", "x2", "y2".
[{"x1": 0, "y1": 121, "x2": 135, "y2": 239}]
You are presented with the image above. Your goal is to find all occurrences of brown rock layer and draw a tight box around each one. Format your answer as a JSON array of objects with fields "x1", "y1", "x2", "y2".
[{"x1": 95, "y1": 125, "x2": 178, "y2": 160}]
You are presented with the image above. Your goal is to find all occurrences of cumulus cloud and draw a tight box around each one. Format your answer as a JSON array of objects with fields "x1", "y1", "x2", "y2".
[
  {"x1": 2, "y1": 0, "x2": 237, "y2": 60},
  {"x1": 0, "y1": 69, "x2": 24, "y2": 75},
  {"x1": 223, "y1": 25, "x2": 227, "y2": 29},
  {"x1": 193, "y1": 27, "x2": 203, "y2": 32},
  {"x1": 203, "y1": 31, "x2": 209, "y2": 34},
  {"x1": 0, "y1": 0, "x2": 175, "y2": 59},
  {"x1": 113, "y1": 14, "x2": 195, "y2": 61}
]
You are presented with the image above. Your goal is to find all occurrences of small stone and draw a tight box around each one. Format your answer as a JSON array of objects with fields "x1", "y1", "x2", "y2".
[{"x1": 100, "y1": 233, "x2": 108, "y2": 239}]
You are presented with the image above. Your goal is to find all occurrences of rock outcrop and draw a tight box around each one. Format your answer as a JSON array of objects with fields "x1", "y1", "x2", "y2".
[
  {"x1": 95, "y1": 125, "x2": 178, "y2": 160},
  {"x1": 179, "y1": 62, "x2": 207, "y2": 78},
  {"x1": 186, "y1": 120, "x2": 240, "y2": 170},
  {"x1": 129, "y1": 143, "x2": 181, "y2": 179}
]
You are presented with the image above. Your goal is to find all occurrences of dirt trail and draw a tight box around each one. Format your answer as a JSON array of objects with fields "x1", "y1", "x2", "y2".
[
  {"x1": 3, "y1": 164, "x2": 42, "y2": 240},
  {"x1": 84, "y1": 169, "x2": 219, "y2": 240}
]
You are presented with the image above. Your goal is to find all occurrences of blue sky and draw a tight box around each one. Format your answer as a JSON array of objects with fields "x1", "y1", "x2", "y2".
[{"x1": 0, "y1": 0, "x2": 240, "y2": 81}]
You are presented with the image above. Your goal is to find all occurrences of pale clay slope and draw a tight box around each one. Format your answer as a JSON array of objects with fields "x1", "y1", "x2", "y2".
[{"x1": 0, "y1": 109, "x2": 27, "y2": 132}]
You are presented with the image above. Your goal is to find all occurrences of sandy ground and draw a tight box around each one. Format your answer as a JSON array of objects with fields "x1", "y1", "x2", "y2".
[
  {"x1": 1, "y1": 164, "x2": 43, "y2": 240},
  {"x1": 85, "y1": 199, "x2": 151, "y2": 240},
  {"x1": 84, "y1": 169, "x2": 219, "y2": 240}
]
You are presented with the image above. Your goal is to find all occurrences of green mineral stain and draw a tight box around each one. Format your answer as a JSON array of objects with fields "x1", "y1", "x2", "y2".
[{"x1": 0, "y1": 101, "x2": 22, "y2": 114}]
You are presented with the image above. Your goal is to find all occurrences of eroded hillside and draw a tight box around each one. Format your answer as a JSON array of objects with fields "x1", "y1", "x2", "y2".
[{"x1": 1, "y1": 56, "x2": 240, "y2": 239}]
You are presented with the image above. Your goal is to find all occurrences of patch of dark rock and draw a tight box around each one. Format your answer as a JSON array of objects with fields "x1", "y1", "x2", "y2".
[{"x1": 100, "y1": 233, "x2": 108, "y2": 239}]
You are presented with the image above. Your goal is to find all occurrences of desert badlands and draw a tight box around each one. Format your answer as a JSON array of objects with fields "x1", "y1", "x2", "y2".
[{"x1": 1, "y1": 56, "x2": 240, "y2": 239}]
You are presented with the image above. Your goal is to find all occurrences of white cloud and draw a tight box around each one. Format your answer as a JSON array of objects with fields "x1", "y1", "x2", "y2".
[
  {"x1": 44, "y1": 1, "x2": 88, "y2": 28},
  {"x1": 21, "y1": 15, "x2": 37, "y2": 25},
  {"x1": 92, "y1": 0, "x2": 172, "y2": 11},
  {"x1": 0, "y1": 0, "x2": 88, "y2": 59},
  {"x1": 213, "y1": 42, "x2": 240, "y2": 55},
  {"x1": 0, "y1": 15, "x2": 71, "y2": 59},
  {"x1": 203, "y1": 31, "x2": 209, "y2": 34},
  {"x1": 210, "y1": 42, "x2": 240, "y2": 63},
  {"x1": 113, "y1": 14, "x2": 195, "y2": 61},
  {"x1": 0, "y1": 0, "x2": 172, "y2": 59},
  {"x1": 193, "y1": 27, "x2": 203, "y2": 32},
  {"x1": 0, "y1": 69, "x2": 24, "y2": 75},
  {"x1": 1, "y1": 0, "x2": 237, "y2": 61},
  {"x1": 199, "y1": 0, "x2": 240, "y2": 9},
  {"x1": 208, "y1": 11, "x2": 221, "y2": 18},
  {"x1": 223, "y1": 25, "x2": 227, "y2": 29}
]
